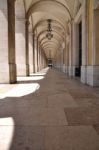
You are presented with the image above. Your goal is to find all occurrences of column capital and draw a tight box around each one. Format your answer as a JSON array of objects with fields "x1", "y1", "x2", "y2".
[{"x1": 15, "y1": 16, "x2": 27, "y2": 23}]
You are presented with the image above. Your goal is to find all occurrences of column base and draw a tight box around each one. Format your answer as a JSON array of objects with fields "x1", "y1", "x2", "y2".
[
  {"x1": 65, "y1": 66, "x2": 68, "y2": 74},
  {"x1": 55, "y1": 65, "x2": 60, "y2": 70},
  {"x1": 69, "y1": 66, "x2": 73, "y2": 76},
  {"x1": 62, "y1": 64, "x2": 66, "y2": 73},
  {"x1": 29, "y1": 64, "x2": 33, "y2": 74},
  {"x1": 16, "y1": 64, "x2": 27, "y2": 76},
  {"x1": 37, "y1": 66, "x2": 39, "y2": 72},
  {"x1": 9, "y1": 63, "x2": 17, "y2": 84},
  {"x1": 81, "y1": 65, "x2": 99, "y2": 86},
  {"x1": 0, "y1": 63, "x2": 10, "y2": 83},
  {"x1": 0, "y1": 63, "x2": 16, "y2": 84},
  {"x1": 35, "y1": 65, "x2": 38, "y2": 73},
  {"x1": 86, "y1": 66, "x2": 99, "y2": 87},
  {"x1": 81, "y1": 66, "x2": 87, "y2": 84},
  {"x1": 72, "y1": 66, "x2": 79, "y2": 77},
  {"x1": 26, "y1": 64, "x2": 30, "y2": 76}
]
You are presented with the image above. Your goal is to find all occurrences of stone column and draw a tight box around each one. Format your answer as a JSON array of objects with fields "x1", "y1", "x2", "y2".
[
  {"x1": 40, "y1": 48, "x2": 43, "y2": 70},
  {"x1": 65, "y1": 39, "x2": 69, "y2": 75},
  {"x1": 29, "y1": 33, "x2": 33, "y2": 74},
  {"x1": 37, "y1": 39, "x2": 39, "y2": 72},
  {"x1": 88, "y1": 8, "x2": 99, "y2": 86},
  {"x1": 37, "y1": 43, "x2": 40, "y2": 71},
  {"x1": 61, "y1": 43, "x2": 66, "y2": 73},
  {"x1": 81, "y1": 0, "x2": 89, "y2": 84},
  {"x1": 60, "y1": 49, "x2": 64, "y2": 72},
  {"x1": 39, "y1": 47, "x2": 41, "y2": 70},
  {"x1": 41, "y1": 50, "x2": 43, "y2": 69},
  {"x1": 0, "y1": 0, "x2": 16, "y2": 83},
  {"x1": 58, "y1": 51, "x2": 61, "y2": 70},
  {"x1": 33, "y1": 33, "x2": 38, "y2": 73},
  {"x1": 44, "y1": 55, "x2": 46, "y2": 68},
  {"x1": 64, "y1": 35, "x2": 69, "y2": 74},
  {"x1": 62, "y1": 38, "x2": 67, "y2": 74},
  {"x1": 15, "y1": 5, "x2": 26, "y2": 76},
  {"x1": 35, "y1": 38, "x2": 38, "y2": 72},
  {"x1": 42, "y1": 50, "x2": 44, "y2": 69},
  {"x1": 25, "y1": 20, "x2": 30, "y2": 76},
  {"x1": 81, "y1": 0, "x2": 99, "y2": 86},
  {"x1": 68, "y1": 21, "x2": 74, "y2": 76},
  {"x1": 42, "y1": 51, "x2": 44, "y2": 69},
  {"x1": 72, "y1": 22, "x2": 80, "y2": 76}
]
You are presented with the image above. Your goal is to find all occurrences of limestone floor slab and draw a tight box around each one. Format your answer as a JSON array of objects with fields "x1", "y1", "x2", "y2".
[
  {"x1": 0, "y1": 97, "x2": 48, "y2": 109},
  {"x1": 0, "y1": 68, "x2": 99, "y2": 150},
  {"x1": 0, "y1": 126, "x2": 45, "y2": 150},
  {"x1": 64, "y1": 106, "x2": 99, "y2": 125},
  {"x1": 48, "y1": 93, "x2": 78, "y2": 108},
  {"x1": 0, "y1": 107, "x2": 67, "y2": 126},
  {"x1": 20, "y1": 107, "x2": 68, "y2": 126},
  {"x1": 69, "y1": 89, "x2": 97, "y2": 98},
  {"x1": 74, "y1": 98, "x2": 94, "y2": 107},
  {"x1": 45, "y1": 126, "x2": 99, "y2": 150},
  {"x1": 94, "y1": 125, "x2": 99, "y2": 135}
]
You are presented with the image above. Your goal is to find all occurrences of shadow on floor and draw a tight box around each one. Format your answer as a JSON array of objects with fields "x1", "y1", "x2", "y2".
[{"x1": 0, "y1": 68, "x2": 99, "y2": 150}]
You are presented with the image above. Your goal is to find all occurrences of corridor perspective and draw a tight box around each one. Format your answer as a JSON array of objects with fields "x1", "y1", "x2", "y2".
[
  {"x1": 0, "y1": 67, "x2": 99, "y2": 150},
  {"x1": 0, "y1": 0, "x2": 99, "y2": 149}
]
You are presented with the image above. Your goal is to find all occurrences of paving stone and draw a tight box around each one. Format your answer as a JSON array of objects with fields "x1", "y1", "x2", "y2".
[
  {"x1": 74, "y1": 98, "x2": 93, "y2": 107},
  {"x1": 65, "y1": 106, "x2": 99, "y2": 125},
  {"x1": 48, "y1": 93, "x2": 78, "y2": 108},
  {"x1": 45, "y1": 126, "x2": 99, "y2": 150},
  {"x1": 64, "y1": 107, "x2": 88, "y2": 125},
  {"x1": 69, "y1": 89, "x2": 97, "y2": 98},
  {"x1": 94, "y1": 125, "x2": 99, "y2": 135},
  {"x1": 0, "y1": 126, "x2": 45, "y2": 150},
  {"x1": 0, "y1": 107, "x2": 67, "y2": 126},
  {"x1": 0, "y1": 68, "x2": 99, "y2": 150}
]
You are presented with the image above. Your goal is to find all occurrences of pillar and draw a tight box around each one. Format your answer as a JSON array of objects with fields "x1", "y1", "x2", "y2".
[
  {"x1": 37, "y1": 43, "x2": 40, "y2": 71},
  {"x1": 88, "y1": 8, "x2": 99, "y2": 86},
  {"x1": 60, "y1": 48, "x2": 64, "y2": 72},
  {"x1": 41, "y1": 50, "x2": 43, "y2": 69},
  {"x1": 68, "y1": 21, "x2": 74, "y2": 76},
  {"x1": 29, "y1": 33, "x2": 33, "y2": 74},
  {"x1": 0, "y1": 0, "x2": 16, "y2": 83},
  {"x1": 63, "y1": 36, "x2": 68, "y2": 74},
  {"x1": 33, "y1": 33, "x2": 38, "y2": 73},
  {"x1": 72, "y1": 22, "x2": 80, "y2": 76},
  {"x1": 15, "y1": 0, "x2": 27, "y2": 76},
  {"x1": 65, "y1": 39, "x2": 69, "y2": 75},
  {"x1": 81, "y1": 0, "x2": 90, "y2": 84},
  {"x1": 39, "y1": 47, "x2": 42, "y2": 70},
  {"x1": 25, "y1": 20, "x2": 30, "y2": 76},
  {"x1": 81, "y1": 0, "x2": 98, "y2": 86},
  {"x1": 63, "y1": 47, "x2": 66, "y2": 73},
  {"x1": 37, "y1": 39, "x2": 39, "y2": 72},
  {"x1": 61, "y1": 42, "x2": 66, "y2": 73}
]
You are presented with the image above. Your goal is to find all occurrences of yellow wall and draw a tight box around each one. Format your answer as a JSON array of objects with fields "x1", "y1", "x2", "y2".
[
  {"x1": 87, "y1": 0, "x2": 93, "y2": 65},
  {"x1": 94, "y1": 9, "x2": 99, "y2": 65}
]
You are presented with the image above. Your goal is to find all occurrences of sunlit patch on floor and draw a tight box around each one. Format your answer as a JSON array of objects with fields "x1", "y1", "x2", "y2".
[
  {"x1": 0, "y1": 117, "x2": 15, "y2": 150},
  {"x1": 0, "y1": 83, "x2": 40, "y2": 99},
  {"x1": 30, "y1": 67, "x2": 49, "y2": 76},
  {"x1": 17, "y1": 76, "x2": 44, "y2": 81}
]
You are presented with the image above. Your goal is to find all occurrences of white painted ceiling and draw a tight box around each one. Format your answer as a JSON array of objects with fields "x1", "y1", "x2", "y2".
[{"x1": 23, "y1": 0, "x2": 83, "y2": 59}]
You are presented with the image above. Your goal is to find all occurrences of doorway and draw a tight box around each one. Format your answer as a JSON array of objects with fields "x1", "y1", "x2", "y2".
[
  {"x1": 78, "y1": 21, "x2": 82, "y2": 76},
  {"x1": 75, "y1": 21, "x2": 82, "y2": 77}
]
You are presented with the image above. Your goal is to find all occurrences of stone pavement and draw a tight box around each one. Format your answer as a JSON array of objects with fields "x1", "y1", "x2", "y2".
[{"x1": 0, "y1": 68, "x2": 99, "y2": 150}]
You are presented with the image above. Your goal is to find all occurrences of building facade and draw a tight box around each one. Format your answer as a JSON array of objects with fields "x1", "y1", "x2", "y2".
[{"x1": 0, "y1": 0, "x2": 99, "y2": 86}]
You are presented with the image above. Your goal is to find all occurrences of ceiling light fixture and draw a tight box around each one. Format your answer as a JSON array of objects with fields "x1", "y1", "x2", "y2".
[{"x1": 46, "y1": 19, "x2": 53, "y2": 40}]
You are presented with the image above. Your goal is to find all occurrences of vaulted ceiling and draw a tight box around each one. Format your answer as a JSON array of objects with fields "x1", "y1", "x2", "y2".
[{"x1": 23, "y1": 0, "x2": 83, "y2": 59}]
